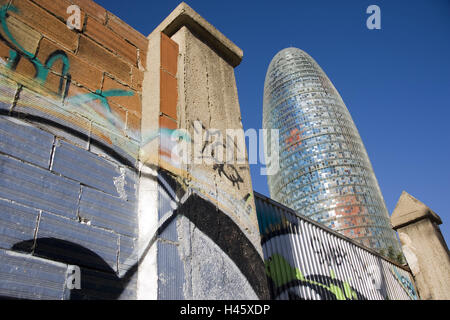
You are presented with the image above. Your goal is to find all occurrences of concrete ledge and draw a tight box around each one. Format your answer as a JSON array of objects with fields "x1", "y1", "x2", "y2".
[
  {"x1": 391, "y1": 191, "x2": 442, "y2": 230},
  {"x1": 149, "y1": 2, "x2": 243, "y2": 67}
]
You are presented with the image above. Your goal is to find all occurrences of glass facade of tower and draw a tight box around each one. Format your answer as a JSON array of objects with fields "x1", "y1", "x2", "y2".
[{"x1": 263, "y1": 48, "x2": 400, "y2": 253}]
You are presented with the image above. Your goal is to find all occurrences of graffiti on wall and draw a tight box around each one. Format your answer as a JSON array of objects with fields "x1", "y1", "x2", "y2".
[
  {"x1": 154, "y1": 117, "x2": 259, "y2": 237},
  {"x1": 265, "y1": 254, "x2": 365, "y2": 300},
  {"x1": 255, "y1": 194, "x2": 418, "y2": 300},
  {"x1": 120, "y1": 167, "x2": 269, "y2": 299},
  {"x1": 0, "y1": 5, "x2": 70, "y2": 96},
  {"x1": 0, "y1": 2, "x2": 267, "y2": 300},
  {"x1": 0, "y1": 4, "x2": 138, "y2": 144},
  {"x1": 390, "y1": 265, "x2": 419, "y2": 300},
  {"x1": 311, "y1": 235, "x2": 347, "y2": 267}
]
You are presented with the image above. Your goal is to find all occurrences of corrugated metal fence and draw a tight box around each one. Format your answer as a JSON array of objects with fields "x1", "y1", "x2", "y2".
[{"x1": 254, "y1": 192, "x2": 419, "y2": 300}]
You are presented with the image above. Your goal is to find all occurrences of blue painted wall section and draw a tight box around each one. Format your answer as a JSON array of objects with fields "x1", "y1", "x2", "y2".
[{"x1": 0, "y1": 0, "x2": 143, "y2": 300}]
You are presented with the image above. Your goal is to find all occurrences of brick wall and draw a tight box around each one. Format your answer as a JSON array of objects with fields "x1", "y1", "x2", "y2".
[{"x1": 0, "y1": 0, "x2": 147, "y2": 299}]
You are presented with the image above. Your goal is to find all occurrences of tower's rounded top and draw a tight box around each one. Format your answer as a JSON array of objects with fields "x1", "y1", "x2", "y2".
[
  {"x1": 264, "y1": 47, "x2": 316, "y2": 90},
  {"x1": 268, "y1": 47, "x2": 310, "y2": 67}
]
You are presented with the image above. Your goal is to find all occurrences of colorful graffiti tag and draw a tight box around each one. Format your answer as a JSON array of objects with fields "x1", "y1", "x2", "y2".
[
  {"x1": 255, "y1": 192, "x2": 418, "y2": 300},
  {"x1": 265, "y1": 254, "x2": 364, "y2": 300},
  {"x1": 0, "y1": 4, "x2": 136, "y2": 136}
]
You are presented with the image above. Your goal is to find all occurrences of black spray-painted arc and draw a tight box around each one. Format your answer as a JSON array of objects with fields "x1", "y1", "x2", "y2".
[
  {"x1": 143, "y1": 166, "x2": 270, "y2": 299},
  {"x1": 11, "y1": 238, "x2": 137, "y2": 300},
  {"x1": 159, "y1": 169, "x2": 270, "y2": 299},
  {"x1": 5, "y1": 167, "x2": 269, "y2": 299},
  {"x1": 174, "y1": 193, "x2": 270, "y2": 300},
  {"x1": 260, "y1": 227, "x2": 298, "y2": 246},
  {"x1": 9, "y1": 193, "x2": 271, "y2": 300}
]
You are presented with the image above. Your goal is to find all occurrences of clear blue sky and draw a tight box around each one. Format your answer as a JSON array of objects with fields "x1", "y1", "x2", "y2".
[{"x1": 96, "y1": 0, "x2": 450, "y2": 244}]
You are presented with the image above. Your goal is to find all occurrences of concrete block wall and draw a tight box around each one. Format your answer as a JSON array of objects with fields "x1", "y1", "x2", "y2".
[
  {"x1": 0, "y1": 0, "x2": 145, "y2": 299},
  {"x1": 138, "y1": 3, "x2": 270, "y2": 300}
]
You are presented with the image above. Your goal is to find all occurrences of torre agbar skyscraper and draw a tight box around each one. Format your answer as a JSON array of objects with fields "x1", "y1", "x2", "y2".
[{"x1": 263, "y1": 47, "x2": 401, "y2": 254}]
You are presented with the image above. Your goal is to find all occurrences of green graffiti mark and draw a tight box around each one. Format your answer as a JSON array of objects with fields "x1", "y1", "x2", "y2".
[
  {"x1": 67, "y1": 89, "x2": 134, "y2": 125},
  {"x1": 265, "y1": 254, "x2": 359, "y2": 300},
  {"x1": 0, "y1": 5, "x2": 70, "y2": 94},
  {"x1": 68, "y1": 89, "x2": 134, "y2": 112},
  {"x1": 343, "y1": 280, "x2": 358, "y2": 299},
  {"x1": 0, "y1": 6, "x2": 37, "y2": 60}
]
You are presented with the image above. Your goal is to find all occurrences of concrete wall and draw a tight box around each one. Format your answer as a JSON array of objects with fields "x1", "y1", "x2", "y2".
[
  {"x1": 138, "y1": 3, "x2": 269, "y2": 300},
  {"x1": 0, "y1": 0, "x2": 145, "y2": 299},
  {"x1": 391, "y1": 191, "x2": 450, "y2": 300}
]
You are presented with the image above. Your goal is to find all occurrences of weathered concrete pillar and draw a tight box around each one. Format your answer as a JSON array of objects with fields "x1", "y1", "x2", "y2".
[
  {"x1": 391, "y1": 191, "x2": 450, "y2": 300},
  {"x1": 138, "y1": 2, "x2": 269, "y2": 299}
]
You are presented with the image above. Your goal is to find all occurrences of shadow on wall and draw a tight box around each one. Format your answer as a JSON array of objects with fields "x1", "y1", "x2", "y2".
[
  {"x1": 174, "y1": 193, "x2": 269, "y2": 299},
  {"x1": 143, "y1": 169, "x2": 270, "y2": 300},
  {"x1": 4, "y1": 183, "x2": 270, "y2": 299},
  {"x1": 10, "y1": 238, "x2": 137, "y2": 300},
  {"x1": 6, "y1": 189, "x2": 270, "y2": 300}
]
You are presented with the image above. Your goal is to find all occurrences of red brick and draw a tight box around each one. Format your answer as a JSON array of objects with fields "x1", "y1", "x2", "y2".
[
  {"x1": 67, "y1": 83, "x2": 90, "y2": 99},
  {"x1": 78, "y1": 37, "x2": 130, "y2": 84},
  {"x1": 103, "y1": 101, "x2": 127, "y2": 131},
  {"x1": 31, "y1": 0, "x2": 86, "y2": 25},
  {"x1": 15, "y1": 57, "x2": 67, "y2": 96},
  {"x1": 78, "y1": 35, "x2": 131, "y2": 84},
  {"x1": 159, "y1": 115, "x2": 177, "y2": 130},
  {"x1": 127, "y1": 111, "x2": 141, "y2": 133},
  {"x1": 37, "y1": 38, "x2": 103, "y2": 91},
  {"x1": 10, "y1": 0, "x2": 78, "y2": 52},
  {"x1": 0, "y1": 16, "x2": 41, "y2": 55},
  {"x1": 42, "y1": 71, "x2": 68, "y2": 96},
  {"x1": 85, "y1": 17, "x2": 137, "y2": 66},
  {"x1": 15, "y1": 56, "x2": 38, "y2": 80},
  {"x1": 67, "y1": 84, "x2": 126, "y2": 130},
  {"x1": 70, "y1": 0, "x2": 106, "y2": 24},
  {"x1": 131, "y1": 66, "x2": 144, "y2": 91},
  {"x1": 160, "y1": 71, "x2": 177, "y2": 120},
  {"x1": 138, "y1": 48, "x2": 147, "y2": 71},
  {"x1": 161, "y1": 33, "x2": 178, "y2": 76},
  {"x1": 106, "y1": 13, "x2": 148, "y2": 52},
  {"x1": 0, "y1": 40, "x2": 12, "y2": 63},
  {"x1": 102, "y1": 75, "x2": 141, "y2": 116}
]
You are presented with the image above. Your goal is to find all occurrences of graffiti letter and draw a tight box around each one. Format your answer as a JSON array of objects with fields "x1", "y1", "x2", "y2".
[
  {"x1": 0, "y1": 5, "x2": 68, "y2": 91},
  {"x1": 44, "y1": 50, "x2": 71, "y2": 96},
  {"x1": 365, "y1": 264, "x2": 381, "y2": 290},
  {"x1": 0, "y1": 5, "x2": 45, "y2": 78}
]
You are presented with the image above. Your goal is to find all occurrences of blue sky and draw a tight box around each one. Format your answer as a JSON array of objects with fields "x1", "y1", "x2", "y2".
[{"x1": 96, "y1": 0, "x2": 450, "y2": 244}]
